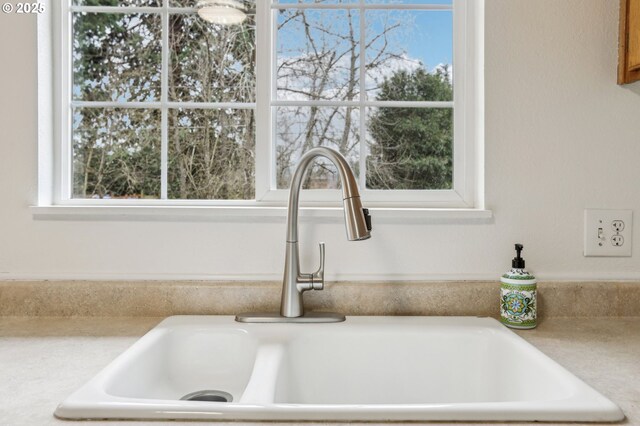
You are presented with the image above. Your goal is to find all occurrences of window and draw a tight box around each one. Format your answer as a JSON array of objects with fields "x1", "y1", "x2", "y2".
[{"x1": 51, "y1": 0, "x2": 481, "y2": 208}]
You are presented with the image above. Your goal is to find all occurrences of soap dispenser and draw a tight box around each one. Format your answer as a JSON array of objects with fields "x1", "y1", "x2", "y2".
[{"x1": 500, "y1": 244, "x2": 537, "y2": 329}]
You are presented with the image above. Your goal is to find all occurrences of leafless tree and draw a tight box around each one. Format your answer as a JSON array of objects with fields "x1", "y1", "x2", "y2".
[
  {"x1": 73, "y1": 2, "x2": 419, "y2": 199},
  {"x1": 275, "y1": 6, "x2": 404, "y2": 189}
]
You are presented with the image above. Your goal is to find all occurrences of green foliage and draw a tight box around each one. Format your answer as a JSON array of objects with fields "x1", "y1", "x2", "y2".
[
  {"x1": 73, "y1": 11, "x2": 163, "y2": 198},
  {"x1": 73, "y1": 12, "x2": 161, "y2": 101},
  {"x1": 367, "y1": 67, "x2": 453, "y2": 190},
  {"x1": 72, "y1": 9, "x2": 256, "y2": 200},
  {"x1": 71, "y1": 5, "x2": 451, "y2": 199}
]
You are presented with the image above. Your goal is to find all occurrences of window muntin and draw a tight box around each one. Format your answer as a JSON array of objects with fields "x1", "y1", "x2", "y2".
[
  {"x1": 66, "y1": 1, "x2": 256, "y2": 200},
  {"x1": 60, "y1": 0, "x2": 475, "y2": 207},
  {"x1": 271, "y1": 1, "x2": 455, "y2": 195}
]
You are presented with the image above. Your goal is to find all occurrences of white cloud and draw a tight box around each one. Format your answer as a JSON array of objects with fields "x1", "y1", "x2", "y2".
[{"x1": 276, "y1": 51, "x2": 451, "y2": 101}]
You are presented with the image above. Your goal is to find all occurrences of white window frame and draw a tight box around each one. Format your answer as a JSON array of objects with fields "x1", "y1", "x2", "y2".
[{"x1": 39, "y1": 0, "x2": 484, "y2": 211}]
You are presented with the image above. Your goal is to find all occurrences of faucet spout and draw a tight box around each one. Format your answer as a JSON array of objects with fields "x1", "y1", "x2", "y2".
[
  {"x1": 235, "y1": 147, "x2": 372, "y2": 323},
  {"x1": 280, "y1": 147, "x2": 371, "y2": 319}
]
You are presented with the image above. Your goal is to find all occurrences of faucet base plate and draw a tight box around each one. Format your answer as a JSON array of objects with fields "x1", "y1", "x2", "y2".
[{"x1": 235, "y1": 312, "x2": 346, "y2": 323}]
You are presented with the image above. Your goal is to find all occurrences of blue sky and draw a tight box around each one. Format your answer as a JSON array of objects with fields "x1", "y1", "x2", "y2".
[
  {"x1": 367, "y1": 9, "x2": 453, "y2": 70},
  {"x1": 406, "y1": 10, "x2": 452, "y2": 68},
  {"x1": 276, "y1": 0, "x2": 453, "y2": 68},
  {"x1": 277, "y1": 6, "x2": 453, "y2": 75}
]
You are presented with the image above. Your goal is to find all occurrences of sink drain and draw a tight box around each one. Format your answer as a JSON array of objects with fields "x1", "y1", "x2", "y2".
[{"x1": 180, "y1": 390, "x2": 233, "y2": 403}]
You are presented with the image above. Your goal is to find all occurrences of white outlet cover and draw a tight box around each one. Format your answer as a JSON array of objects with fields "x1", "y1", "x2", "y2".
[{"x1": 584, "y1": 209, "x2": 633, "y2": 257}]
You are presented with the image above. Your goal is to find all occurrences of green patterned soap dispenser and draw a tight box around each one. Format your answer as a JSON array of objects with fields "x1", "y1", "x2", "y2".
[{"x1": 500, "y1": 244, "x2": 537, "y2": 329}]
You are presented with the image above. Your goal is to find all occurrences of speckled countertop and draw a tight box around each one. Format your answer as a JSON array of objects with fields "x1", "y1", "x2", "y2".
[{"x1": 0, "y1": 316, "x2": 638, "y2": 426}]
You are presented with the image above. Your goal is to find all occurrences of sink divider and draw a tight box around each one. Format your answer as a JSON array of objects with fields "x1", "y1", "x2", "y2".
[{"x1": 238, "y1": 344, "x2": 285, "y2": 404}]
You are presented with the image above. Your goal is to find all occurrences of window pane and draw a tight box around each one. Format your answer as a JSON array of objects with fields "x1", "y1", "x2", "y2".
[
  {"x1": 276, "y1": 107, "x2": 360, "y2": 189},
  {"x1": 365, "y1": 0, "x2": 451, "y2": 4},
  {"x1": 276, "y1": 0, "x2": 358, "y2": 4},
  {"x1": 73, "y1": 13, "x2": 161, "y2": 102},
  {"x1": 168, "y1": 108, "x2": 255, "y2": 199},
  {"x1": 169, "y1": 11, "x2": 256, "y2": 103},
  {"x1": 365, "y1": 10, "x2": 452, "y2": 100},
  {"x1": 73, "y1": 0, "x2": 160, "y2": 6},
  {"x1": 73, "y1": 108, "x2": 161, "y2": 199},
  {"x1": 366, "y1": 107, "x2": 452, "y2": 190},
  {"x1": 276, "y1": 9, "x2": 360, "y2": 101}
]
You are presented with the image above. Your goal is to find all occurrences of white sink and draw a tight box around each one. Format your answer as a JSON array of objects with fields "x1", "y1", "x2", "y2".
[{"x1": 55, "y1": 316, "x2": 624, "y2": 422}]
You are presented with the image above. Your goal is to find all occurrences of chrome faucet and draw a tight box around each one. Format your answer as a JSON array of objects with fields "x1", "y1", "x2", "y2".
[{"x1": 236, "y1": 147, "x2": 371, "y2": 323}]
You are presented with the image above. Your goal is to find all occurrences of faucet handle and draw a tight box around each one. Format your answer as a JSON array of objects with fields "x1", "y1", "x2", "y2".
[{"x1": 311, "y1": 242, "x2": 325, "y2": 290}]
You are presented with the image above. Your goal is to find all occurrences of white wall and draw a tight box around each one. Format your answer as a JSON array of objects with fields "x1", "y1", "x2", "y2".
[{"x1": 1, "y1": 0, "x2": 639, "y2": 281}]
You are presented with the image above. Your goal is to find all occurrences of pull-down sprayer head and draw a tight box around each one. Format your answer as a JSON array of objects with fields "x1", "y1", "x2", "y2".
[
  {"x1": 343, "y1": 196, "x2": 371, "y2": 241},
  {"x1": 286, "y1": 147, "x2": 372, "y2": 243}
]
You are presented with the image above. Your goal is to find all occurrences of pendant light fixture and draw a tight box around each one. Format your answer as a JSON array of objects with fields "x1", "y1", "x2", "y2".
[{"x1": 196, "y1": 0, "x2": 247, "y2": 25}]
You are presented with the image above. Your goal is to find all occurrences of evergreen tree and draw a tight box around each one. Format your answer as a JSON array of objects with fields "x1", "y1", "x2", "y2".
[
  {"x1": 72, "y1": 7, "x2": 162, "y2": 198},
  {"x1": 367, "y1": 67, "x2": 453, "y2": 190}
]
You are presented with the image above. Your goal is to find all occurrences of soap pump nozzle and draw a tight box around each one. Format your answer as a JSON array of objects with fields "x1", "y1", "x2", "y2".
[{"x1": 512, "y1": 243, "x2": 525, "y2": 268}]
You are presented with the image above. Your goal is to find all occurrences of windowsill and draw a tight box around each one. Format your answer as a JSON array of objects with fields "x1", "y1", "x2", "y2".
[{"x1": 30, "y1": 205, "x2": 493, "y2": 223}]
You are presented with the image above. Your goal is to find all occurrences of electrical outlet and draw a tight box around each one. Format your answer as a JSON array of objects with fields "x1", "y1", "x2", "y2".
[
  {"x1": 611, "y1": 235, "x2": 624, "y2": 246},
  {"x1": 584, "y1": 209, "x2": 633, "y2": 257},
  {"x1": 612, "y1": 220, "x2": 625, "y2": 232}
]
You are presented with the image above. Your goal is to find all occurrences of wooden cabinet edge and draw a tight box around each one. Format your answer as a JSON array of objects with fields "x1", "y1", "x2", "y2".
[{"x1": 618, "y1": 0, "x2": 640, "y2": 84}]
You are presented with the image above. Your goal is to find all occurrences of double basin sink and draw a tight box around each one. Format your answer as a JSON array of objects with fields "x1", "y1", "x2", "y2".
[{"x1": 55, "y1": 316, "x2": 623, "y2": 422}]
